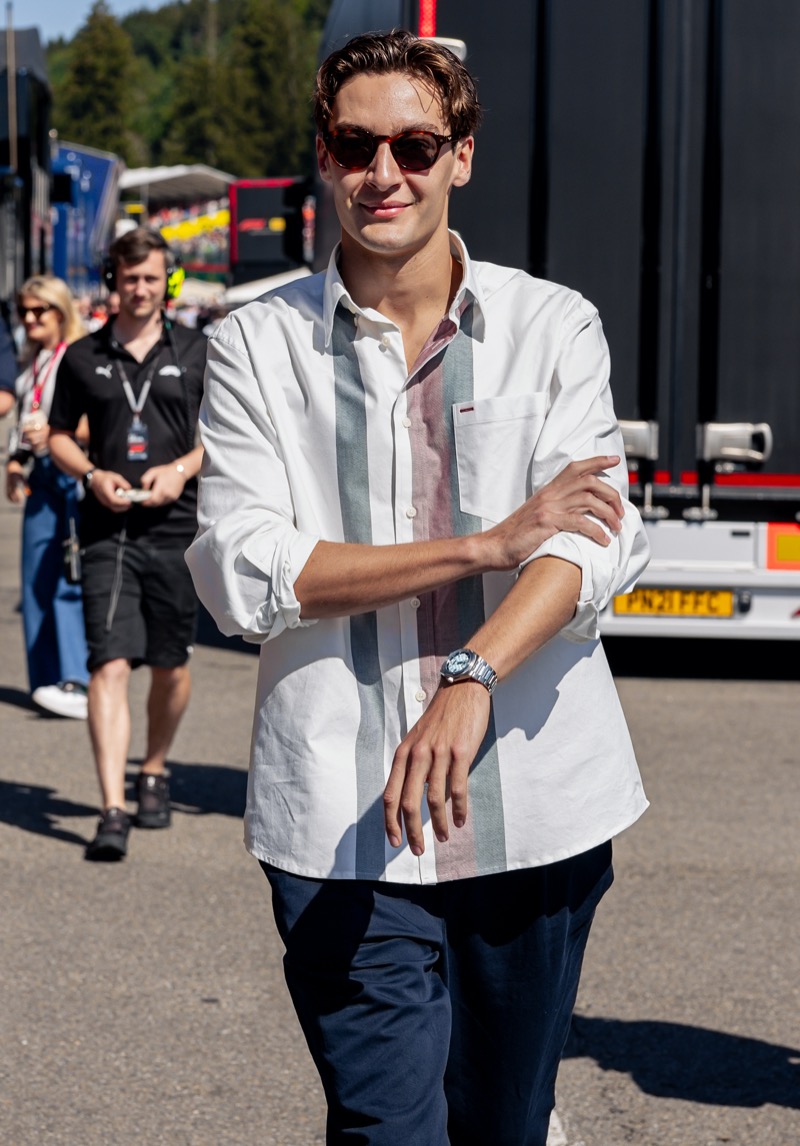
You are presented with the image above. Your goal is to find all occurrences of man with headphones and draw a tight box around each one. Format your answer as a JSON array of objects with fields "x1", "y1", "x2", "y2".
[{"x1": 49, "y1": 227, "x2": 207, "y2": 861}]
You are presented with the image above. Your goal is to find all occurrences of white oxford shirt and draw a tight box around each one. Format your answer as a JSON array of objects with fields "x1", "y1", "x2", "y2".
[{"x1": 187, "y1": 236, "x2": 650, "y2": 885}]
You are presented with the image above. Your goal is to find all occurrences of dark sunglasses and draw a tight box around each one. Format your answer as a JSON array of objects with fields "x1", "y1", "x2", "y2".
[
  {"x1": 324, "y1": 128, "x2": 456, "y2": 172},
  {"x1": 18, "y1": 303, "x2": 54, "y2": 321}
]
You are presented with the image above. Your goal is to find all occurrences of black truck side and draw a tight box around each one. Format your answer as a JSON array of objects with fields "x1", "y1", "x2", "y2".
[{"x1": 314, "y1": 0, "x2": 800, "y2": 639}]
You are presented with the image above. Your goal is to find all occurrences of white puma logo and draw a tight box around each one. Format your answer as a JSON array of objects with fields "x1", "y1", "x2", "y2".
[
  {"x1": 95, "y1": 365, "x2": 113, "y2": 378},
  {"x1": 159, "y1": 365, "x2": 182, "y2": 377}
]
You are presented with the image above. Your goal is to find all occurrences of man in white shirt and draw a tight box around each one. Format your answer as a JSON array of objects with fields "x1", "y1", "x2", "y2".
[{"x1": 187, "y1": 29, "x2": 649, "y2": 1146}]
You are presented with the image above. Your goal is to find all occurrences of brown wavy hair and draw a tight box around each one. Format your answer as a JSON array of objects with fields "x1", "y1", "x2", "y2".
[{"x1": 314, "y1": 29, "x2": 482, "y2": 139}]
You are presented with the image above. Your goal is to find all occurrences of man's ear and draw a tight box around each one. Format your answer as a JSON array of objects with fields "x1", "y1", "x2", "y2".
[
  {"x1": 317, "y1": 134, "x2": 333, "y2": 184},
  {"x1": 451, "y1": 135, "x2": 475, "y2": 189}
]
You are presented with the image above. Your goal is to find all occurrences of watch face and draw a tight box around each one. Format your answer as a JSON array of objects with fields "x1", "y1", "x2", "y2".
[{"x1": 446, "y1": 650, "x2": 471, "y2": 675}]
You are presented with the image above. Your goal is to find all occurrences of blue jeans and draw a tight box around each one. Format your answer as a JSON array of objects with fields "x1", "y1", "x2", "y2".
[
  {"x1": 264, "y1": 841, "x2": 612, "y2": 1146},
  {"x1": 21, "y1": 456, "x2": 88, "y2": 692}
]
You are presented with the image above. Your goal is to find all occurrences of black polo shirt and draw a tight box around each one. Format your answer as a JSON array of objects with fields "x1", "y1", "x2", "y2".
[{"x1": 49, "y1": 320, "x2": 207, "y2": 547}]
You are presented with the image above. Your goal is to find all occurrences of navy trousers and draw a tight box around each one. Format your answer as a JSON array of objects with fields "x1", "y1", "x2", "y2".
[
  {"x1": 21, "y1": 457, "x2": 88, "y2": 692},
  {"x1": 264, "y1": 841, "x2": 612, "y2": 1146}
]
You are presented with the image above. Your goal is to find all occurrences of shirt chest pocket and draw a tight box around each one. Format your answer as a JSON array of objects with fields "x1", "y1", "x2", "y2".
[{"x1": 452, "y1": 393, "x2": 548, "y2": 523}]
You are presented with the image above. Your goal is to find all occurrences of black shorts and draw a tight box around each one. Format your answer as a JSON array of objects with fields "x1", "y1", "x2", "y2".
[{"x1": 81, "y1": 535, "x2": 198, "y2": 671}]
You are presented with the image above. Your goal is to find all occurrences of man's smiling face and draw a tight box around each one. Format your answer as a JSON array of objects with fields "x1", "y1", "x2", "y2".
[
  {"x1": 317, "y1": 70, "x2": 474, "y2": 264},
  {"x1": 116, "y1": 249, "x2": 168, "y2": 323}
]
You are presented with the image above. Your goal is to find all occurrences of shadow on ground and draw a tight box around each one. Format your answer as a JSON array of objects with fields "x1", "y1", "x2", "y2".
[
  {"x1": 0, "y1": 762, "x2": 247, "y2": 849},
  {"x1": 604, "y1": 637, "x2": 800, "y2": 681},
  {"x1": 167, "y1": 760, "x2": 248, "y2": 819},
  {"x1": 565, "y1": 1015, "x2": 800, "y2": 1108},
  {"x1": 0, "y1": 685, "x2": 35, "y2": 712},
  {"x1": 0, "y1": 779, "x2": 98, "y2": 846}
]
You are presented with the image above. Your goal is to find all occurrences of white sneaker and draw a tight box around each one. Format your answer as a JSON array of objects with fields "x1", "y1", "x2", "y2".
[{"x1": 32, "y1": 681, "x2": 89, "y2": 720}]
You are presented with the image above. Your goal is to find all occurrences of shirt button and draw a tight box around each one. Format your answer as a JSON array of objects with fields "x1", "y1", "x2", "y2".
[
  {"x1": 402, "y1": 417, "x2": 412, "y2": 428},
  {"x1": 415, "y1": 689, "x2": 426, "y2": 703},
  {"x1": 380, "y1": 334, "x2": 391, "y2": 348},
  {"x1": 405, "y1": 506, "x2": 417, "y2": 518},
  {"x1": 410, "y1": 597, "x2": 421, "y2": 609}
]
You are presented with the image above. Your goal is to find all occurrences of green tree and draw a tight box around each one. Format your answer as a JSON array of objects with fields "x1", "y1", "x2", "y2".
[
  {"x1": 160, "y1": 55, "x2": 228, "y2": 167},
  {"x1": 51, "y1": 2, "x2": 137, "y2": 161},
  {"x1": 291, "y1": 0, "x2": 331, "y2": 26},
  {"x1": 216, "y1": 0, "x2": 319, "y2": 176},
  {"x1": 49, "y1": 0, "x2": 330, "y2": 170},
  {"x1": 161, "y1": 0, "x2": 319, "y2": 177}
]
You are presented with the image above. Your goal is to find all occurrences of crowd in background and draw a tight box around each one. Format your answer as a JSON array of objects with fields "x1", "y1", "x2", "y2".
[
  {"x1": 0, "y1": 271, "x2": 225, "y2": 722},
  {"x1": 74, "y1": 292, "x2": 229, "y2": 338}
]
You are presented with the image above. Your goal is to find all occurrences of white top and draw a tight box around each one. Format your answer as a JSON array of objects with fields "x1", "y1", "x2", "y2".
[
  {"x1": 14, "y1": 345, "x2": 68, "y2": 459},
  {"x1": 16, "y1": 344, "x2": 67, "y2": 418},
  {"x1": 187, "y1": 236, "x2": 650, "y2": 884}
]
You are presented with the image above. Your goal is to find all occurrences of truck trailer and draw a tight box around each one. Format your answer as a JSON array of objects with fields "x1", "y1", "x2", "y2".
[{"x1": 315, "y1": 0, "x2": 800, "y2": 640}]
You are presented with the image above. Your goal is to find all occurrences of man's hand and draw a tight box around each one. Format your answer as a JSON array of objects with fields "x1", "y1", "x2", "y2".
[
  {"x1": 88, "y1": 469, "x2": 133, "y2": 512},
  {"x1": 384, "y1": 682, "x2": 491, "y2": 855},
  {"x1": 139, "y1": 463, "x2": 187, "y2": 508},
  {"x1": 485, "y1": 454, "x2": 624, "y2": 570}
]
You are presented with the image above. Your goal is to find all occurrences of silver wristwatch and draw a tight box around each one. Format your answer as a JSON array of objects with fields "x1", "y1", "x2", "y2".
[{"x1": 440, "y1": 648, "x2": 498, "y2": 695}]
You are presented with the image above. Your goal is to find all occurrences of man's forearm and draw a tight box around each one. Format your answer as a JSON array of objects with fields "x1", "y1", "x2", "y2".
[
  {"x1": 294, "y1": 534, "x2": 491, "y2": 618},
  {"x1": 466, "y1": 555, "x2": 582, "y2": 680},
  {"x1": 295, "y1": 543, "x2": 579, "y2": 646},
  {"x1": 50, "y1": 435, "x2": 203, "y2": 481},
  {"x1": 48, "y1": 430, "x2": 93, "y2": 478},
  {"x1": 295, "y1": 454, "x2": 622, "y2": 620},
  {"x1": 174, "y1": 444, "x2": 204, "y2": 480}
]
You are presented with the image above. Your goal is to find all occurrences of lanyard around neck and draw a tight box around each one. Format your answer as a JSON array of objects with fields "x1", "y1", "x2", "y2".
[
  {"x1": 113, "y1": 342, "x2": 165, "y2": 419},
  {"x1": 31, "y1": 342, "x2": 67, "y2": 410}
]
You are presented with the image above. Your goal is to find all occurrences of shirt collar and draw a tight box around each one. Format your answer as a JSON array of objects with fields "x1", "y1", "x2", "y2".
[
  {"x1": 103, "y1": 317, "x2": 168, "y2": 363},
  {"x1": 322, "y1": 230, "x2": 487, "y2": 348}
]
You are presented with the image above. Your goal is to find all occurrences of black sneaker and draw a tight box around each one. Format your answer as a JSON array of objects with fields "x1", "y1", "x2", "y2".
[
  {"x1": 85, "y1": 807, "x2": 131, "y2": 861},
  {"x1": 136, "y1": 773, "x2": 171, "y2": 829}
]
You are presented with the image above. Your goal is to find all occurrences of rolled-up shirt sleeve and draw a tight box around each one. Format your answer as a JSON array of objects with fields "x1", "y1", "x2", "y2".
[
  {"x1": 521, "y1": 294, "x2": 650, "y2": 642},
  {"x1": 185, "y1": 323, "x2": 319, "y2": 643}
]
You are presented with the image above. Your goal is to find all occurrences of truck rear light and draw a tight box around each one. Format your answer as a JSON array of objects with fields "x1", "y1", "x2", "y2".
[
  {"x1": 419, "y1": 0, "x2": 437, "y2": 38},
  {"x1": 766, "y1": 524, "x2": 800, "y2": 571}
]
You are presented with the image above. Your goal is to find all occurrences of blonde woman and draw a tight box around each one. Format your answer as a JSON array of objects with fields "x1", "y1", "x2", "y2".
[{"x1": 6, "y1": 275, "x2": 89, "y2": 718}]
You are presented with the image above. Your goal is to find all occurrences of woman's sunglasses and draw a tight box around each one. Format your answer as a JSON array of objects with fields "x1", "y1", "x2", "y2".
[
  {"x1": 323, "y1": 128, "x2": 456, "y2": 172},
  {"x1": 18, "y1": 304, "x2": 54, "y2": 321}
]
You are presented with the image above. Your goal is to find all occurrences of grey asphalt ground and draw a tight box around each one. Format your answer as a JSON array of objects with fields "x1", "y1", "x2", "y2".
[
  {"x1": 556, "y1": 660, "x2": 800, "y2": 1146},
  {"x1": 1, "y1": 486, "x2": 799, "y2": 1145},
  {"x1": 0, "y1": 496, "x2": 326, "y2": 1145}
]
